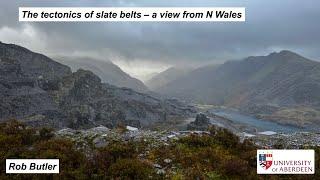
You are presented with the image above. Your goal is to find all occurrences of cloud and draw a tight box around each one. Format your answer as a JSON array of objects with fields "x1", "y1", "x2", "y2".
[
  {"x1": 0, "y1": 24, "x2": 48, "y2": 53},
  {"x1": 0, "y1": 0, "x2": 320, "y2": 79}
]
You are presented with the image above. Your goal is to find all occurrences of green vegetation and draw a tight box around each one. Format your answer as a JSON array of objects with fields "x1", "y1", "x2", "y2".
[
  {"x1": 0, "y1": 120, "x2": 319, "y2": 179},
  {"x1": 149, "y1": 127, "x2": 258, "y2": 179}
]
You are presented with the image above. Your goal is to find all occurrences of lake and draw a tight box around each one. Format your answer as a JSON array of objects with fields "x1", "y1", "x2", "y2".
[{"x1": 209, "y1": 109, "x2": 312, "y2": 133}]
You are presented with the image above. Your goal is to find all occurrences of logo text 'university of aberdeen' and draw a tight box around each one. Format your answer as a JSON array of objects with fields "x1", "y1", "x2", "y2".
[
  {"x1": 259, "y1": 152, "x2": 273, "y2": 170},
  {"x1": 257, "y1": 150, "x2": 314, "y2": 174}
]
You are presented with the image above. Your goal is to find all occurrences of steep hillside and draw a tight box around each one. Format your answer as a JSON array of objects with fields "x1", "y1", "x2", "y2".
[
  {"x1": 146, "y1": 67, "x2": 192, "y2": 90},
  {"x1": 0, "y1": 42, "x2": 194, "y2": 129},
  {"x1": 56, "y1": 57, "x2": 149, "y2": 92},
  {"x1": 0, "y1": 42, "x2": 72, "y2": 125}
]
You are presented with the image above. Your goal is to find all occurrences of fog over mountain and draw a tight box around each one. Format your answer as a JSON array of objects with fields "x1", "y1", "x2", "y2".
[
  {"x1": 146, "y1": 67, "x2": 192, "y2": 90},
  {"x1": 0, "y1": 0, "x2": 320, "y2": 129},
  {"x1": 157, "y1": 51, "x2": 320, "y2": 126},
  {"x1": 55, "y1": 57, "x2": 149, "y2": 92},
  {"x1": 1, "y1": 1, "x2": 320, "y2": 79},
  {"x1": 159, "y1": 51, "x2": 320, "y2": 105}
]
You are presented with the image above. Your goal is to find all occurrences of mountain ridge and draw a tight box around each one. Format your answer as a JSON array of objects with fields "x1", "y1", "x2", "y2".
[
  {"x1": 159, "y1": 50, "x2": 320, "y2": 105},
  {"x1": 157, "y1": 50, "x2": 320, "y2": 126},
  {"x1": 146, "y1": 67, "x2": 193, "y2": 90}
]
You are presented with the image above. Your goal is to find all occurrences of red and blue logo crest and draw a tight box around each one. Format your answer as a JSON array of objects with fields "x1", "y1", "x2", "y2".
[{"x1": 259, "y1": 153, "x2": 273, "y2": 170}]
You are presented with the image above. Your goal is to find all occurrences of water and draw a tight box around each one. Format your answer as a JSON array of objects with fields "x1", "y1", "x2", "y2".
[{"x1": 210, "y1": 109, "x2": 308, "y2": 133}]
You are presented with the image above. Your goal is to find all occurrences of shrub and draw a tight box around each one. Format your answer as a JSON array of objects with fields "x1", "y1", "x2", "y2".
[
  {"x1": 108, "y1": 158, "x2": 155, "y2": 179},
  {"x1": 178, "y1": 134, "x2": 214, "y2": 148},
  {"x1": 209, "y1": 126, "x2": 240, "y2": 149},
  {"x1": 39, "y1": 127, "x2": 55, "y2": 140},
  {"x1": 35, "y1": 139, "x2": 86, "y2": 178}
]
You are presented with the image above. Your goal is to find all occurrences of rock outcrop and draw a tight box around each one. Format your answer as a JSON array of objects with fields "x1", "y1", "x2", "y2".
[{"x1": 187, "y1": 113, "x2": 211, "y2": 130}]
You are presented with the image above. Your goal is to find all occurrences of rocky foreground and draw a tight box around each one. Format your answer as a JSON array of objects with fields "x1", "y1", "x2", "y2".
[
  {"x1": 249, "y1": 132, "x2": 320, "y2": 149},
  {"x1": 1, "y1": 120, "x2": 319, "y2": 179},
  {"x1": 55, "y1": 126, "x2": 210, "y2": 154},
  {"x1": 56, "y1": 124, "x2": 320, "y2": 154}
]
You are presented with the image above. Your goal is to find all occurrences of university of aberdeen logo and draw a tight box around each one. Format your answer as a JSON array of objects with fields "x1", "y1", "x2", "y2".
[
  {"x1": 259, "y1": 152, "x2": 273, "y2": 170},
  {"x1": 257, "y1": 150, "x2": 314, "y2": 174}
]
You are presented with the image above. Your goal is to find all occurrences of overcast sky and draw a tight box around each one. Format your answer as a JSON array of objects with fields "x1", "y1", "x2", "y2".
[{"x1": 0, "y1": 0, "x2": 320, "y2": 81}]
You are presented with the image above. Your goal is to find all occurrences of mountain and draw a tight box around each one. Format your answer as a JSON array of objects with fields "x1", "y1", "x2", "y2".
[
  {"x1": 55, "y1": 57, "x2": 149, "y2": 93},
  {"x1": 0, "y1": 42, "x2": 72, "y2": 127},
  {"x1": 143, "y1": 72, "x2": 159, "y2": 82},
  {"x1": 159, "y1": 50, "x2": 320, "y2": 106},
  {"x1": 158, "y1": 51, "x2": 320, "y2": 126},
  {"x1": 155, "y1": 64, "x2": 219, "y2": 103},
  {"x1": 145, "y1": 67, "x2": 192, "y2": 90},
  {"x1": 0, "y1": 42, "x2": 195, "y2": 129},
  {"x1": 50, "y1": 69, "x2": 194, "y2": 129}
]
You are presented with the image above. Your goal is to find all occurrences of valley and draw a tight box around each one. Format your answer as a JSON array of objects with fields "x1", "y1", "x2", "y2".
[
  {"x1": 1, "y1": 41, "x2": 319, "y2": 139},
  {"x1": 1, "y1": 42, "x2": 320, "y2": 179},
  {"x1": 151, "y1": 50, "x2": 320, "y2": 131}
]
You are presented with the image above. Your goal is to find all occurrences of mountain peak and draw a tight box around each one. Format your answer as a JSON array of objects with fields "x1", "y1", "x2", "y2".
[
  {"x1": 278, "y1": 50, "x2": 295, "y2": 54},
  {"x1": 268, "y1": 50, "x2": 306, "y2": 60},
  {"x1": 0, "y1": 41, "x2": 32, "y2": 53}
]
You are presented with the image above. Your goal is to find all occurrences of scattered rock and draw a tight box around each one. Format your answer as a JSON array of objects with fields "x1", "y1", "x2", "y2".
[
  {"x1": 258, "y1": 131, "x2": 277, "y2": 136},
  {"x1": 164, "y1": 158, "x2": 172, "y2": 164},
  {"x1": 93, "y1": 136, "x2": 108, "y2": 148},
  {"x1": 153, "y1": 164, "x2": 162, "y2": 169},
  {"x1": 126, "y1": 126, "x2": 138, "y2": 131},
  {"x1": 156, "y1": 169, "x2": 165, "y2": 175}
]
